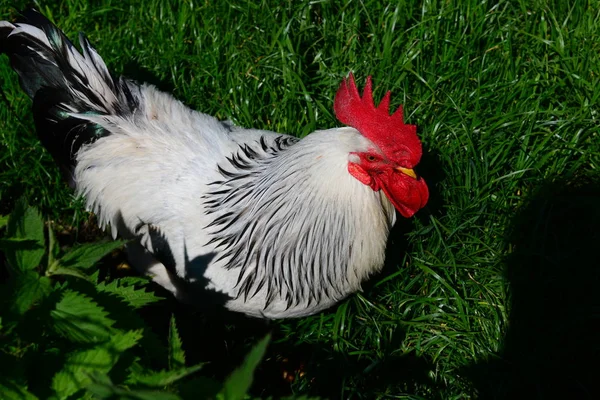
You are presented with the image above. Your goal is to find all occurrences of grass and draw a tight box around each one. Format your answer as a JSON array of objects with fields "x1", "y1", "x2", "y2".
[{"x1": 1, "y1": 0, "x2": 599, "y2": 398}]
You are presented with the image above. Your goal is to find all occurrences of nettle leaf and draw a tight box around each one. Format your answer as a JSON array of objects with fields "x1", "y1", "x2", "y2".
[
  {"x1": 87, "y1": 373, "x2": 182, "y2": 400},
  {"x1": 0, "y1": 238, "x2": 39, "y2": 251},
  {"x1": 52, "y1": 330, "x2": 143, "y2": 398},
  {"x1": 221, "y1": 334, "x2": 271, "y2": 400},
  {"x1": 169, "y1": 315, "x2": 185, "y2": 370},
  {"x1": 97, "y1": 280, "x2": 163, "y2": 309},
  {"x1": 0, "y1": 214, "x2": 8, "y2": 229},
  {"x1": 8, "y1": 271, "x2": 52, "y2": 315},
  {"x1": 0, "y1": 377, "x2": 38, "y2": 400},
  {"x1": 127, "y1": 363, "x2": 205, "y2": 388},
  {"x1": 5, "y1": 200, "x2": 45, "y2": 272},
  {"x1": 109, "y1": 329, "x2": 144, "y2": 352},
  {"x1": 47, "y1": 224, "x2": 59, "y2": 266},
  {"x1": 47, "y1": 266, "x2": 92, "y2": 281},
  {"x1": 59, "y1": 240, "x2": 125, "y2": 270},
  {"x1": 89, "y1": 270, "x2": 101, "y2": 284},
  {"x1": 50, "y1": 290, "x2": 115, "y2": 343},
  {"x1": 117, "y1": 276, "x2": 152, "y2": 286}
]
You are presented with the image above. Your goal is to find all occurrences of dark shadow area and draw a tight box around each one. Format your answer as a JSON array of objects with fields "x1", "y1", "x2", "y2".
[
  {"x1": 414, "y1": 144, "x2": 446, "y2": 221},
  {"x1": 463, "y1": 174, "x2": 600, "y2": 399},
  {"x1": 137, "y1": 294, "x2": 273, "y2": 379},
  {"x1": 275, "y1": 344, "x2": 440, "y2": 399},
  {"x1": 117, "y1": 214, "x2": 233, "y2": 312}
]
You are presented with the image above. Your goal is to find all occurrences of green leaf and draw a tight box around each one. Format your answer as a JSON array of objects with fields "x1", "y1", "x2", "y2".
[
  {"x1": 118, "y1": 276, "x2": 153, "y2": 286},
  {"x1": 0, "y1": 377, "x2": 38, "y2": 400},
  {"x1": 59, "y1": 240, "x2": 125, "y2": 270},
  {"x1": 5, "y1": 200, "x2": 45, "y2": 272},
  {"x1": 168, "y1": 315, "x2": 185, "y2": 370},
  {"x1": 52, "y1": 330, "x2": 142, "y2": 398},
  {"x1": 0, "y1": 238, "x2": 39, "y2": 251},
  {"x1": 50, "y1": 290, "x2": 115, "y2": 343},
  {"x1": 97, "y1": 280, "x2": 163, "y2": 309},
  {"x1": 47, "y1": 224, "x2": 59, "y2": 268},
  {"x1": 87, "y1": 373, "x2": 182, "y2": 400},
  {"x1": 109, "y1": 329, "x2": 144, "y2": 352},
  {"x1": 89, "y1": 270, "x2": 101, "y2": 284},
  {"x1": 221, "y1": 334, "x2": 271, "y2": 400},
  {"x1": 8, "y1": 271, "x2": 52, "y2": 315},
  {"x1": 52, "y1": 347, "x2": 115, "y2": 398},
  {"x1": 127, "y1": 363, "x2": 205, "y2": 388},
  {"x1": 47, "y1": 266, "x2": 92, "y2": 281},
  {"x1": 0, "y1": 214, "x2": 8, "y2": 229}
]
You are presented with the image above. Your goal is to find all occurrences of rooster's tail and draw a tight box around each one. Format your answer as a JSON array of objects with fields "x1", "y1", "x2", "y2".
[{"x1": 0, "y1": 9, "x2": 138, "y2": 183}]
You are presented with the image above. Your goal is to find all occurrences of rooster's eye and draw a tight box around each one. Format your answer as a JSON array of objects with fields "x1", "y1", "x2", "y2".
[{"x1": 366, "y1": 155, "x2": 376, "y2": 162}]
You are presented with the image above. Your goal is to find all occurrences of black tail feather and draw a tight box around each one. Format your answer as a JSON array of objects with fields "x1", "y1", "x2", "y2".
[
  {"x1": 0, "y1": 9, "x2": 138, "y2": 180},
  {"x1": 31, "y1": 87, "x2": 109, "y2": 185}
]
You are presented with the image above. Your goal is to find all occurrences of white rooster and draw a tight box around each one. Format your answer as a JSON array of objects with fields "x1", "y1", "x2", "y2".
[{"x1": 0, "y1": 9, "x2": 429, "y2": 318}]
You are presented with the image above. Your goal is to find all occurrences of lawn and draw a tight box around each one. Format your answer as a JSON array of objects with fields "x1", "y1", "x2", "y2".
[{"x1": 1, "y1": 0, "x2": 599, "y2": 398}]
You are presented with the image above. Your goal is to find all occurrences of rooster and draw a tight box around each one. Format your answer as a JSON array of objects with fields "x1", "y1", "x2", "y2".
[{"x1": 0, "y1": 9, "x2": 428, "y2": 318}]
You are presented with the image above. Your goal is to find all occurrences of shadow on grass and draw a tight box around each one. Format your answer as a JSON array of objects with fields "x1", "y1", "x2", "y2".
[
  {"x1": 464, "y1": 174, "x2": 600, "y2": 399},
  {"x1": 285, "y1": 347, "x2": 439, "y2": 399}
]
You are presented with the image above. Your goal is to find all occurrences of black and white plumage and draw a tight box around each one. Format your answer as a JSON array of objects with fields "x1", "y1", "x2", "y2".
[{"x1": 0, "y1": 10, "x2": 429, "y2": 318}]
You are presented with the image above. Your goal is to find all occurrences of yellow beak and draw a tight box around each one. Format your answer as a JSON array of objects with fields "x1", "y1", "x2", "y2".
[{"x1": 396, "y1": 166, "x2": 417, "y2": 179}]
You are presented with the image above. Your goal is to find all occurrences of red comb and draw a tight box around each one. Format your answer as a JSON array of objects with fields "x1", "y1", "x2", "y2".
[{"x1": 334, "y1": 73, "x2": 422, "y2": 167}]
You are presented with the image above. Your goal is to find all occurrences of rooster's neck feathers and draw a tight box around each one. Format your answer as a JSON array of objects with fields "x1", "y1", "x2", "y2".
[{"x1": 201, "y1": 129, "x2": 396, "y2": 312}]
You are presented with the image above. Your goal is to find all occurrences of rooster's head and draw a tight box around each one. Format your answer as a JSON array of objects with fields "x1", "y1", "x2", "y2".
[{"x1": 334, "y1": 73, "x2": 429, "y2": 218}]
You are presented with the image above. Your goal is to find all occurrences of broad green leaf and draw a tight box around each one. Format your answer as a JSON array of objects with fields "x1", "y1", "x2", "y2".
[
  {"x1": 168, "y1": 315, "x2": 185, "y2": 370},
  {"x1": 88, "y1": 386, "x2": 181, "y2": 400},
  {"x1": 47, "y1": 266, "x2": 91, "y2": 280},
  {"x1": 109, "y1": 329, "x2": 144, "y2": 352},
  {"x1": 97, "y1": 280, "x2": 163, "y2": 309},
  {"x1": 87, "y1": 373, "x2": 181, "y2": 400},
  {"x1": 89, "y1": 270, "x2": 101, "y2": 284},
  {"x1": 83, "y1": 373, "x2": 114, "y2": 398},
  {"x1": 47, "y1": 224, "x2": 59, "y2": 267},
  {"x1": 0, "y1": 378, "x2": 38, "y2": 400},
  {"x1": 0, "y1": 214, "x2": 8, "y2": 229},
  {"x1": 221, "y1": 334, "x2": 271, "y2": 400},
  {"x1": 118, "y1": 276, "x2": 152, "y2": 286},
  {"x1": 127, "y1": 363, "x2": 205, "y2": 388},
  {"x1": 52, "y1": 345, "x2": 116, "y2": 398},
  {"x1": 51, "y1": 290, "x2": 115, "y2": 343},
  {"x1": 0, "y1": 238, "x2": 40, "y2": 251},
  {"x1": 52, "y1": 330, "x2": 142, "y2": 398},
  {"x1": 8, "y1": 271, "x2": 52, "y2": 315},
  {"x1": 59, "y1": 240, "x2": 125, "y2": 270},
  {"x1": 5, "y1": 200, "x2": 45, "y2": 271}
]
